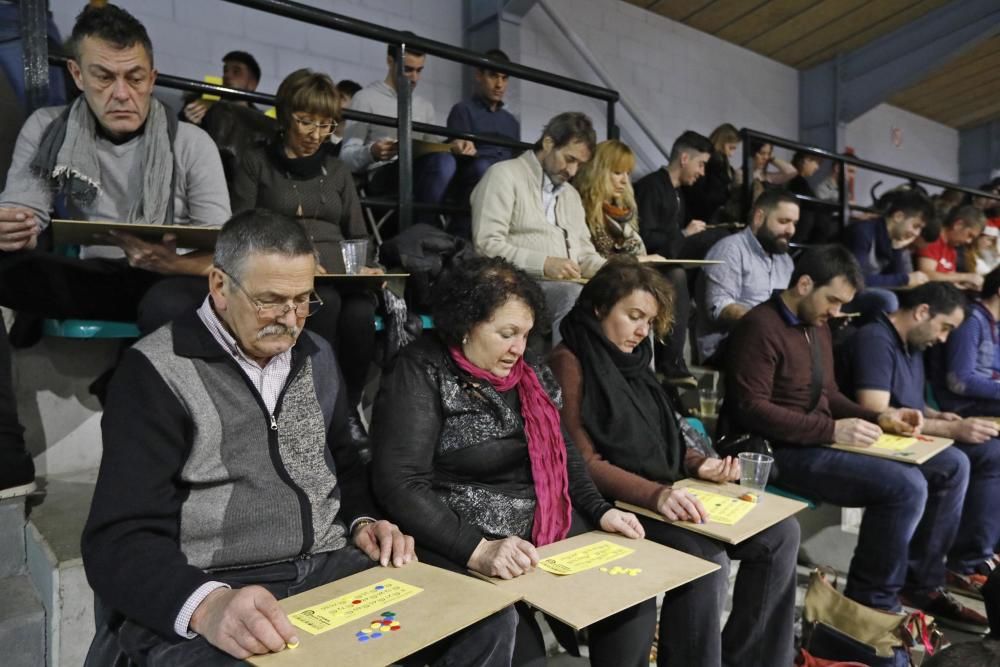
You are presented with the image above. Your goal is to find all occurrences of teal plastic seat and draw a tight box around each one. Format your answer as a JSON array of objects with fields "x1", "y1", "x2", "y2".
[
  {"x1": 765, "y1": 484, "x2": 817, "y2": 509},
  {"x1": 42, "y1": 319, "x2": 140, "y2": 339},
  {"x1": 373, "y1": 314, "x2": 434, "y2": 332}
]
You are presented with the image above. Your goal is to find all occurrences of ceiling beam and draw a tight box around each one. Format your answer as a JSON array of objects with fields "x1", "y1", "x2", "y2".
[{"x1": 799, "y1": 0, "x2": 1000, "y2": 149}]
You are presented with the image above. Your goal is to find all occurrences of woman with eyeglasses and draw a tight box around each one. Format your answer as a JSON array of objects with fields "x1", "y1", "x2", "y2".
[{"x1": 232, "y1": 68, "x2": 380, "y2": 436}]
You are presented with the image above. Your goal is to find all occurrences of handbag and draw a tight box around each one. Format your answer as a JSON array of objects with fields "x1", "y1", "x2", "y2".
[
  {"x1": 714, "y1": 433, "x2": 779, "y2": 482},
  {"x1": 801, "y1": 568, "x2": 942, "y2": 667}
]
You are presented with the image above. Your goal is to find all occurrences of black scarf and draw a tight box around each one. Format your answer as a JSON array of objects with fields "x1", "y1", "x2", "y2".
[
  {"x1": 559, "y1": 305, "x2": 685, "y2": 484},
  {"x1": 268, "y1": 136, "x2": 332, "y2": 178}
]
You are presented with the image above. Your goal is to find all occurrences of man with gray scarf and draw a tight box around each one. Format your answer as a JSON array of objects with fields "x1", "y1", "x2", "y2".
[{"x1": 0, "y1": 3, "x2": 229, "y2": 498}]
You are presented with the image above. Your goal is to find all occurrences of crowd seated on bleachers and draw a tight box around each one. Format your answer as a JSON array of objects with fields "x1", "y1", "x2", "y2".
[{"x1": 6, "y1": 2, "x2": 1000, "y2": 665}]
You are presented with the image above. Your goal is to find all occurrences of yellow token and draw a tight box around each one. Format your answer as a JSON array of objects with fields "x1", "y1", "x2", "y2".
[{"x1": 287, "y1": 641, "x2": 300, "y2": 650}]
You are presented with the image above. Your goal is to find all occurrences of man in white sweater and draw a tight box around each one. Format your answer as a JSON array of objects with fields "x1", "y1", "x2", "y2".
[
  {"x1": 341, "y1": 37, "x2": 475, "y2": 227},
  {"x1": 471, "y1": 112, "x2": 604, "y2": 343}
]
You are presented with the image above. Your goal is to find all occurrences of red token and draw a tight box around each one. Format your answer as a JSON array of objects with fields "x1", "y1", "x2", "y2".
[{"x1": 351, "y1": 599, "x2": 362, "y2": 605}]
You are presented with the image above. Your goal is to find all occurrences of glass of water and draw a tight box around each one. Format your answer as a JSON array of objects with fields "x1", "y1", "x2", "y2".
[{"x1": 340, "y1": 239, "x2": 368, "y2": 274}]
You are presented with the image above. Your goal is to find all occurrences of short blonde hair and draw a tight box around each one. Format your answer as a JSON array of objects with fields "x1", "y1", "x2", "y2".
[{"x1": 275, "y1": 68, "x2": 341, "y2": 131}]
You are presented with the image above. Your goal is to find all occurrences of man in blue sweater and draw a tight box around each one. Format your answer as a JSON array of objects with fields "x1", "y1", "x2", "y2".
[
  {"x1": 842, "y1": 282, "x2": 1000, "y2": 618},
  {"x1": 843, "y1": 189, "x2": 935, "y2": 318},
  {"x1": 931, "y1": 266, "x2": 1000, "y2": 417}
]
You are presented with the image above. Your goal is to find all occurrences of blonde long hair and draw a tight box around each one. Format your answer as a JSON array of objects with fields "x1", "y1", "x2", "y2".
[{"x1": 575, "y1": 139, "x2": 638, "y2": 239}]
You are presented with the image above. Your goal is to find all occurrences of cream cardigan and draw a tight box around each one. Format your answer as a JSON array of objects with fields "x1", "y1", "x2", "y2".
[{"x1": 471, "y1": 150, "x2": 606, "y2": 278}]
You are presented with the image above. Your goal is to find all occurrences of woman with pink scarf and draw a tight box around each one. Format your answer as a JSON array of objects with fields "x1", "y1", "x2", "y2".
[{"x1": 372, "y1": 256, "x2": 655, "y2": 666}]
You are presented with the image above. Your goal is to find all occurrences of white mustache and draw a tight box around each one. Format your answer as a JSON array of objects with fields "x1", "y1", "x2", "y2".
[{"x1": 257, "y1": 324, "x2": 299, "y2": 339}]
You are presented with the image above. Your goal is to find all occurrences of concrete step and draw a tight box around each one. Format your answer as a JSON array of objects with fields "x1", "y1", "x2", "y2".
[
  {"x1": 0, "y1": 574, "x2": 46, "y2": 667},
  {"x1": 26, "y1": 470, "x2": 98, "y2": 667},
  {"x1": 0, "y1": 496, "x2": 28, "y2": 578}
]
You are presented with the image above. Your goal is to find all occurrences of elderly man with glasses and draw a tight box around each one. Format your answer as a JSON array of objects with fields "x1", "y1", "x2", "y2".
[{"x1": 81, "y1": 209, "x2": 517, "y2": 666}]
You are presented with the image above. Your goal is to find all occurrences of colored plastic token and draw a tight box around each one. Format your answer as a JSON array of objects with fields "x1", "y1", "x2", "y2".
[
  {"x1": 351, "y1": 599, "x2": 362, "y2": 604},
  {"x1": 382, "y1": 611, "x2": 395, "y2": 617},
  {"x1": 371, "y1": 632, "x2": 383, "y2": 639},
  {"x1": 357, "y1": 635, "x2": 369, "y2": 642},
  {"x1": 374, "y1": 585, "x2": 385, "y2": 590},
  {"x1": 286, "y1": 641, "x2": 299, "y2": 649}
]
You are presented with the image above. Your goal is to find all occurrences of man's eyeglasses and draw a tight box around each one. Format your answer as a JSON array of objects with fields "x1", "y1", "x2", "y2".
[
  {"x1": 292, "y1": 115, "x2": 338, "y2": 137},
  {"x1": 222, "y1": 270, "x2": 323, "y2": 319}
]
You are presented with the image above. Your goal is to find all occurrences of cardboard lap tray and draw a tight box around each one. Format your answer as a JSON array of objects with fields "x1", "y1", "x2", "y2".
[
  {"x1": 831, "y1": 434, "x2": 952, "y2": 465},
  {"x1": 617, "y1": 479, "x2": 808, "y2": 545},
  {"x1": 645, "y1": 259, "x2": 723, "y2": 269},
  {"x1": 247, "y1": 562, "x2": 518, "y2": 667},
  {"x1": 472, "y1": 531, "x2": 719, "y2": 630},
  {"x1": 52, "y1": 219, "x2": 219, "y2": 250}
]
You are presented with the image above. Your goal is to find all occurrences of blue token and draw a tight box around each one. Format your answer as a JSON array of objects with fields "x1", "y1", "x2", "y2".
[
  {"x1": 371, "y1": 632, "x2": 383, "y2": 639},
  {"x1": 357, "y1": 635, "x2": 369, "y2": 642},
  {"x1": 374, "y1": 585, "x2": 385, "y2": 590}
]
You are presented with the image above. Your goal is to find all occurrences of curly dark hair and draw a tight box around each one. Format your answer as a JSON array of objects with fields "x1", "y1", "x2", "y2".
[{"x1": 432, "y1": 257, "x2": 547, "y2": 346}]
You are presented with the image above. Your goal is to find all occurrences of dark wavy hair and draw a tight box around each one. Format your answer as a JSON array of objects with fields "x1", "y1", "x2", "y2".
[
  {"x1": 577, "y1": 256, "x2": 675, "y2": 339},
  {"x1": 432, "y1": 257, "x2": 547, "y2": 346}
]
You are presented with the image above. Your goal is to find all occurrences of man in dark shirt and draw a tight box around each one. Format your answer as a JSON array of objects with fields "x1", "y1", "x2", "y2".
[
  {"x1": 842, "y1": 283, "x2": 1000, "y2": 624},
  {"x1": 725, "y1": 245, "x2": 977, "y2": 623},
  {"x1": 634, "y1": 130, "x2": 713, "y2": 260},
  {"x1": 445, "y1": 48, "x2": 521, "y2": 239},
  {"x1": 843, "y1": 189, "x2": 935, "y2": 319}
]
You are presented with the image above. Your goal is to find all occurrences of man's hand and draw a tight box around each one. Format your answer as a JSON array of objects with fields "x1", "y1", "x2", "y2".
[
  {"x1": 656, "y1": 487, "x2": 709, "y2": 523},
  {"x1": 957, "y1": 273, "x2": 984, "y2": 291},
  {"x1": 108, "y1": 231, "x2": 184, "y2": 274},
  {"x1": 0, "y1": 207, "x2": 40, "y2": 252},
  {"x1": 833, "y1": 418, "x2": 882, "y2": 446},
  {"x1": 543, "y1": 257, "x2": 582, "y2": 280},
  {"x1": 189, "y1": 586, "x2": 298, "y2": 660},
  {"x1": 907, "y1": 271, "x2": 929, "y2": 288},
  {"x1": 952, "y1": 417, "x2": 1000, "y2": 444},
  {"x1": 450, "y1": 139, "x2": 477, "y2": 156},
  {"x1": 598, "y1": 508, "x2": 645, "y2": 539},
  {"x1": 696, "y1": 456, "x2": 740, "y2": 483},
  {"x1": 182, "y1": 100, "x2": 210, "y2": 125},
  {"x1": 467, "y1": 536, "x2": 539, "y2": 580},
  {"x1": 370, "y1": 139, "x2": 398, "y2": 162},
  {"x1": 352, "y1": 519, "x2": 415, "y2": 567},
  {"x1": 878, "y1": 408, "x2": 923, "y2": 435},
  {"x1": 682, "y1": 219, "x2": 707, "y2": 237}
]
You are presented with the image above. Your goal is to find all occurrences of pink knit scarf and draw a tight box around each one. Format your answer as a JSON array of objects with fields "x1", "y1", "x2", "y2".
[{"x1": 449, "y1": 347, "x2": 572, "y2": 546}]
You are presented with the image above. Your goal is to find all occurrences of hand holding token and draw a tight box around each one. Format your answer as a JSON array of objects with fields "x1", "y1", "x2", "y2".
[
  {"x1": 189, "y1": 586, "x2": 298, "y2": 659},
  {"x1": 467, "y1": 536, "x2": 539, "y2": 579}
]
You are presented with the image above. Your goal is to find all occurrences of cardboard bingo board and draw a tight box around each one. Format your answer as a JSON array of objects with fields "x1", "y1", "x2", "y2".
[
  {"x1": 247, "y1": 562, "x2": 518, "y2": 667},
  {"x1": 617, "y1": 479, "x2": 808, "y2": 545},
  {"x1": 313, "y1": 273, "x2": 409, "y2": 288},
  {"x1": 831, "y1": 433, "x2": 952, "y2": 465},
  {"x1": 645, "y1": 259, "x2": 724, "y2": 268},
  {"x1": 473, "y1": 531, "x2": 718, "y2": 630},
  {"x1": 52, "y1": 219, "x2": 219, "y2": 250}
]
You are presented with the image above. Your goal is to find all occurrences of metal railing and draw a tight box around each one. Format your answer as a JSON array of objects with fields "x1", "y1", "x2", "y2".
[
  {"x1": 741, "y1": 128, "x2": 1000, "y2": 235},
  {"x1": 25, "y1": 0, "x2": 619, "y2": 231}
]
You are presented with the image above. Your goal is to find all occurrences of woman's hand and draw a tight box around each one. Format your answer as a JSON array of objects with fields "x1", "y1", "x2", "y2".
[
  {"x1": 696, "y1": 456, "x2": 740, "y2": 483},
  {"x1": 467, "y1": 537, "x2": 539, "y2": 580},
  {"x1": 359, "y1": 266, "x2": 384, "y2": 276},
  {"x1": 656, "y1": 487, "x2": 709, "y2": 523},
  {"x1": 599, "y1": 509, "x2": 645, "y2": 539}
]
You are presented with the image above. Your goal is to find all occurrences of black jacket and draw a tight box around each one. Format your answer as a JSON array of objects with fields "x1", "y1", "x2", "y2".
[
  {"x1": 634, "y1": 168, "x2": 685, "y2": 258},
  {"x1": 371, "y1": 334, "x2": 612, "y2": 566}
]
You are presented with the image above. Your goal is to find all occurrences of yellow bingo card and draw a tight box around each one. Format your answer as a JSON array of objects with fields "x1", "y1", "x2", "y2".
[
  {"x1": 288, "y1": 579, "x2": 423, "y2": 635},
  {"x1": 686, "y1": 488, "x2": 755, "y2": 526},
  {"x1": 201, "y1": 75, "x2": 223, "y2": 102},
  {"x1": 538, "y1": 540, "x2": 634, "y2": 575},
  {"x1": 871, "y1": 434, "x2": 917, "y2": 452}
]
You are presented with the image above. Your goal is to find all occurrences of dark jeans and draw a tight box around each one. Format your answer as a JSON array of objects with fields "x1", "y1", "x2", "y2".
[
  {"x1": 949, "y1": 440, "x2": 1000, "y2": 573},
  {"x1": 0, "y1": 320, "x2": 24, "y2": 450},
  {"x1": 368, "y1": 153, "x2": 461, "y2": 228},
  {"x1": 656, "y1": 267, "x2": 691, "y2": 373},
  {"x1": 638, "y1": 516, "x2": 799, "y2": 667},
  {"x1": 110, "y1": 547, "x2": 516, "y2": 666},
  {"x1": 141, "y1": 278, "x2": 378, "y2": 405},
  {"x1": 773, "y1": 444, "x2": 969, "y2": 610},
  {"x1": 445, "y1": 156, "x2": 496, "y2": 240}
]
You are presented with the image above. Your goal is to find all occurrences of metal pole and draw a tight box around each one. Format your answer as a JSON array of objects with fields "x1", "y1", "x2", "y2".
[
  {"x1": 396, "y1": 42, "x2": 413, "y2": 232},
  {"x1": 837, "y1": 155, "x2": 849, "y2": 236},
  {"x1": 20, "y1": 0, "x2": 50, "y2": 115},
  {"x1": 741, "y1": 130, "x2": 753, "y2": 222},
  {"x1": 606, "y1": 100, "x2": 617, "y2": 140}
]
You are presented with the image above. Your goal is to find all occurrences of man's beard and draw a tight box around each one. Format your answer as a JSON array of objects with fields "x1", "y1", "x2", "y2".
[{"x1": 757, "y1": 227, "x2": 790, "y2": 254}]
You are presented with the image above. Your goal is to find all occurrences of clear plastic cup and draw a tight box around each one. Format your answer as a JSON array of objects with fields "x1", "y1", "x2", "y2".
[
  {"x1": 699, "y1": 387, "x2": 719, "y2": 417},
  {"x1": 340, "y1": 239, "x2": 368, "y2": 274},
  {"x1": 738, "y1": 452, "x2": 773, "y2": 495}
]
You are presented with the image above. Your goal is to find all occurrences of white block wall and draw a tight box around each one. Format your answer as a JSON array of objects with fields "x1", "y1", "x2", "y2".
[
  {"x1": 49, "y1": 0, "x2": 466, "y2": 123},
  {"x1": 845, "y1": 103, "x2": 959, "y2": 206},
  {"x1": 517, "y1": 0, "x2": 800, "y2": 177}
]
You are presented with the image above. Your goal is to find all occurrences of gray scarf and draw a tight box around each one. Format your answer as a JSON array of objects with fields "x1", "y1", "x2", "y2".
[{"x1": 30, "y1": 96, "x2": 176, "y2": 225}]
